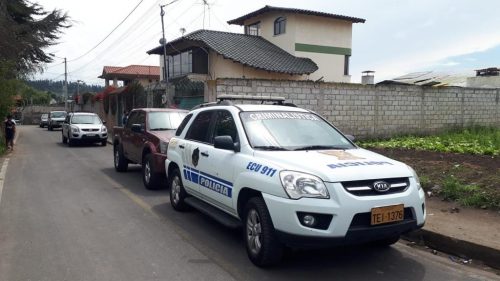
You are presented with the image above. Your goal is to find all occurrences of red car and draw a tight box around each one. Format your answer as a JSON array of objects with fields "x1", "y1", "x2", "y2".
[{"x1": 113, "y1": 108, "x2": 188, "y2": 189}]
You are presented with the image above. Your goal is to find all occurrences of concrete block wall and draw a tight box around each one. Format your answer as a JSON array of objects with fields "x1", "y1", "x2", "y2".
[{"x1": 215, "y1": 78, "x2": 499, "y2": 138}]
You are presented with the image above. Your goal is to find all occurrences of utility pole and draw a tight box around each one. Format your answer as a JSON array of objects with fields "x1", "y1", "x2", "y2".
[
  {"x1": 76, "y1": 79, "x2": 83, "y2": 111},
  {"x1": 160, "y1": 4, "x2": 169, "y2": 107},
  {"x1": 63, "y1": 57, "x2": 68, "y2": 111}
]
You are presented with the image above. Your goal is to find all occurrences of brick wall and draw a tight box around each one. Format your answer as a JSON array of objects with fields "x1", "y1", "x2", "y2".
[{"x1": 215, "y1": 79, "x2": 500, "y2": 138}]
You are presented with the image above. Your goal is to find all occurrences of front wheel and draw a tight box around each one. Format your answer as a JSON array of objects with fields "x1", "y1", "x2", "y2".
[
  {"x1": 101, "y1": 140, "x2": 107, "y2": 146},
  {"x1": 169, "y1": 168, "x2": 190, "y2": 211},
  {"x1": 244, "y1": 197, "x2": 283, "y2": 267},
  {"x1": 142, "y1": 154, "x2": 162, "y2": 190},
  {"x1": 114, "y1": 145, "x2": 128, "y2": 172}
]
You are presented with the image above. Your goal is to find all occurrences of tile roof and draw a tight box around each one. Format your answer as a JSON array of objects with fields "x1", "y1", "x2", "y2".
[
  {"x1": 378, "y1": 71, "x2": 471, "y2": 87},
  {"x1": 99, "y1": 65, "x2": 160, "y2": 79},
  {"x1": 147, "y1": 30, "x2": 318, "y2": 75},
  {"x1": 227, "y1": 5, "x2": 365, "y2": 25}
]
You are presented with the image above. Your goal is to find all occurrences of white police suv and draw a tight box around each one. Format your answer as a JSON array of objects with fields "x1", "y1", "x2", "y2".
[{"x1": 166, "y1": 96, "x2": 426, "y2": 267}]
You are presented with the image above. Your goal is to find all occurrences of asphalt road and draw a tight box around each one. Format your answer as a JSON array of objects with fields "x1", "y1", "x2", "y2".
[{"x1": 0, "y1": 126, "x2": 498, "y2": 281}]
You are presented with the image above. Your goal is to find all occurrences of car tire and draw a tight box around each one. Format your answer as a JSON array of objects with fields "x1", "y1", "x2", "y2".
[
  {"x1": 371, "y1": 235, "x2": 400, "y2": 247},
  {"x1": 142, "y1": 154, "x2": 162, "y2": 190},
  {"x1": 244, "y1": 197, "x2": 283, "y2": 267},
  {"x1": 68, "y1": 135, "x2": 74, "y2": 147},
  {"x1": 62, "y1": 133, "x2": 67, "y2": 144},
  {"x1": 101, "y1": 140, "x2": 107, "y2": 146},
  {"x1": 114, "y1": 144, "x2": 128, "y2": 172},
  {"x1": 169, "y1": 168, "x2": 191, "y2": 211}
]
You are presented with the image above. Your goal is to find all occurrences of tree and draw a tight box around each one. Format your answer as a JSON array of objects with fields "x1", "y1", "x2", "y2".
[{"x1": 0, "y1": 0, "x2": 70, "y2": 77}]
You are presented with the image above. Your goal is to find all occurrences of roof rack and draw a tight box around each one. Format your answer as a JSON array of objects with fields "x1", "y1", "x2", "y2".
[
  {"x1": 217, "y1": 94, "x2": 286, "y2": 104},
  {"x1": 191, "y1": 95, "x2": 295, "y2": 110}
]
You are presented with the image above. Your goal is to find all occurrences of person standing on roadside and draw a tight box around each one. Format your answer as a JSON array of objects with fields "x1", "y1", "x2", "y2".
[
  {"x1": 122, "y1": 110, "x2": 129, "y2": 126},
  {"x1": 4, "y1": 114, "x2": 16, "y2": 151}
]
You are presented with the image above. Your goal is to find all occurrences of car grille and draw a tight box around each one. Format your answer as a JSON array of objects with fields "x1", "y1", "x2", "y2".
[
  {"x1": 81, "y1": 129, "x2": 99, "y2": 132},
  {"x1": 341, "y1": 177, "x2": 410, "y2": 196}
]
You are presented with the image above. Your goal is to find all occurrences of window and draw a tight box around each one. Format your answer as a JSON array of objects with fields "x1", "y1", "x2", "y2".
[
  {"x1": 274, "y1": 17, "x2": 286, "y2": 35},
  {"x1": 344, "y1": 55, "x2": 350, "y2": 76},
  {"x1": 168, "y1": 50, "x2": 193, "y2": 78},
  {"x1": 125, "y1": 112, "x2": 138, "y2": 129},
  {"x1": 175, "y1": 113, "x2": 193, "y2": 136},
  {"x1": 186, "y1": 111, "x2": 214, "y2": 143},
  {"x1": 245, "y1": 22, "x2": 261, "y2": 36},
  {"x1": 213, "y1": 111, "x2": 238, "y2": 142},
  {"x1": 148, "y1": 112, "x2": 187, "y2": 130}
]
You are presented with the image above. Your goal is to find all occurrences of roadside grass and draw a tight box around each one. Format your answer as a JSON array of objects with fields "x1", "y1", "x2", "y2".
[
  {"x1": 440, "y1": 175, "x2": 499, "y2": 209},
  {"x1": 360, "y1": 126, "x2": 500, "y2": 210},
  {"x1": 359, "y1": 126, "x2": 500, "y2": 156}
]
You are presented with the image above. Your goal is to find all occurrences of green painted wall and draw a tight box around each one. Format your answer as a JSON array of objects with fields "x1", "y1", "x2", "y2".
[{"x1": 295, "y1": 43, "x2": 351, "y2": 55}]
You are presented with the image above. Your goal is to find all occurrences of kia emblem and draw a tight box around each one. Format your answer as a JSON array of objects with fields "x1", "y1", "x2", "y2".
[{"x1": 373, "y1": 181, "x2": 390, "y2": 192}]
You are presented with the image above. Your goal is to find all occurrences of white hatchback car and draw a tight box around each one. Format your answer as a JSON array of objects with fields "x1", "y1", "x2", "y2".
[{"x1": 62, "y1": 112, "x2": 108, "y2": 146}]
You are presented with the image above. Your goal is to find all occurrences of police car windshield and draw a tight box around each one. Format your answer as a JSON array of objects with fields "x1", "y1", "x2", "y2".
[{"x1": 240, "y1": 111, "x2": 355, "y2": 150}]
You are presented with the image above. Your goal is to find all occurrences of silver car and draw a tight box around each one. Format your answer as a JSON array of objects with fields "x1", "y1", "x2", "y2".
[
  {"x1": 48, "y1": 111, "x2": 67, "y2": 131},
  {"x1": 62, "y1": 112, "x2": 108, "y2": 146},
  {"x1": 39, "y1": 113, "x2": 48, "y2": 128}
]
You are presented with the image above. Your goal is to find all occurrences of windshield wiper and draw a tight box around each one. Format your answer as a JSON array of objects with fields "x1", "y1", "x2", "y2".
[
  {"x1": 294, "y1": 145, "x2": 347, "y2": 151},
  {"x1": 150, "y1": 128, "x2": 173, "y2": 131},
  {"x1": 253, "y1": 145, "x2": 289, "y2": 151}
]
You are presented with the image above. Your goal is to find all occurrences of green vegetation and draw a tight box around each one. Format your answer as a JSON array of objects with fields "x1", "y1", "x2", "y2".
[
  {"x1": 360, "y1": 126, "x2": 500, "y2": 156},
  {"x1": 440, "y1": 176, "x2": 499, "y2": 209},
  {"x1": 0, "y1": 0, "x2": 69, "y2": 155}
]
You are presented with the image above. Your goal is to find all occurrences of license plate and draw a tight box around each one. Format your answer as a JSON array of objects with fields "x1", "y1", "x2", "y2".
[
  {"x1": 371, "y1": 204, "x2": 404, "y2": 225},
  {"x1": 87, "y1": 134, "x2": 96, "y2": 137}
]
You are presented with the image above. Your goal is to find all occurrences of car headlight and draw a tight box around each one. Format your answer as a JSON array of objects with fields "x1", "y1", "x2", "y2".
[
  {"x1": 407, "y1": 165, "x2": 422, "y2": 190},
  {"x1": 71, "y1": 126, "x2": 80, "y2": 133},
  {"x1": 279, "y1": 171, "x2": 329, "y2": 199},
  {"x1": 159, "y1": 141, "x2": 168, "y2": 154},
  {"x1": 101, "y1": 125, "x2": 107, "y2": 132}
]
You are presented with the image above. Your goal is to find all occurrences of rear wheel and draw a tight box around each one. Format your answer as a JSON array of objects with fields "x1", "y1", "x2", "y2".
[
  {"x1": 244, "y1": 197, "x2": 283, "y2": 267},
  {"x1": 169, "y1": 168, "x2": 190, "y2": 211},
  {"x1": 142, "y1": 154, "x2": 162, "y2": 190},
  {"x1": 114, "y1": 145, "x2": 128, "y2": 172}
]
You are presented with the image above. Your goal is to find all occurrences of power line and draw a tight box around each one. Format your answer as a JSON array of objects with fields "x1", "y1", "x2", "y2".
[{"x1": 68, "y1": 0, "x2": 145, "y2": 62}]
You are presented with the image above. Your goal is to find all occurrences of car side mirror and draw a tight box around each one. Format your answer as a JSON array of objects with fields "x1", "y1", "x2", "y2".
[
  {"x1": 214, "y1": 135, "x2": 240, "y2": 152},
  {"x1": 131, "y1": 124, "x2": 143, "y2": 133},
  {"x1": 102, "y1": 120, "x2": 107, "y2": 124},
  {"x1": 346, "y1": 134, "x2": 356, "y2": 142}
]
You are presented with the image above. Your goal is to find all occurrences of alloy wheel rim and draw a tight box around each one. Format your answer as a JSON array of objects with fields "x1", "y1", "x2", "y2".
[
  {"x1": 171, "y1": 176, "x2": 181, "y2": 204},
  {"x1": 246, "y1": 209, "x2": 262, "y2": 255},
  {"x1": 144, "y1": 162, "x2": 151, "y2": 183},
  {"x1": 114, "y1": 150, "x2": 119, "y2": 167}
]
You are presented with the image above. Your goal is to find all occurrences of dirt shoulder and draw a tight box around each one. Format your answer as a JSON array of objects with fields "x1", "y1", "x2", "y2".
[{"x1": 371, "y1": 148, "x2": 500, "y2": 209}]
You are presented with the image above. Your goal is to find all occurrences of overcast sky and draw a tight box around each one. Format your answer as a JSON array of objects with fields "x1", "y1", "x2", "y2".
[{"x1": 34, "y1": 0, "x2": 500, "y2": 85}]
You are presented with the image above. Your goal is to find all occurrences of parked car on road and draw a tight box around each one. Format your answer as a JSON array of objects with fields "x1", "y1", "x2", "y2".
[
  {"x1": 113, "y1": 108, "x2": 188, "y2": 190},
  {"x1": 47, "y1": 111, "x2": 67, "y2": 130},
  {"x1": 62, "y1": 112, "x2": 107, "y2": 146},
  {"x1": 39, "y1": 113, "x2": 49, "y2": 128},
  {"x1": 165, "y1": 96, "x2": 426, "y2": 267}
]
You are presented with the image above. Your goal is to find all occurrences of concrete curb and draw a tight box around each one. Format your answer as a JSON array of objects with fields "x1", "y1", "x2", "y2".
[{"x1": 402, "y1": 229, "x2": 500, "y2": 270}]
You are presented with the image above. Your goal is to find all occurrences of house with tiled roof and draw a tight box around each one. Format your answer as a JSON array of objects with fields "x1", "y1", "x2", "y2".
[
  {"x1": 147, "y1": 5, "x2": 364, "y2": 84},
  {"x1": 98, "y1": 65, "x2": 160, "y2": 87}
]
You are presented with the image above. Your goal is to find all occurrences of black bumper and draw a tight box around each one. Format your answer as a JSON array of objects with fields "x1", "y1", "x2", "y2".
[{"x1": 276, "y1": 220, "x2": 423, "y2": 248}]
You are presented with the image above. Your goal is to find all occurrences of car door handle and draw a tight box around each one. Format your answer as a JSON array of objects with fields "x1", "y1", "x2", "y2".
[
  {"x1": 179, "y1": 145, "x2": 185, "y2": 149},
  {"x1": 201, "y1": 151, "x2": 209, "y2": 157}
]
